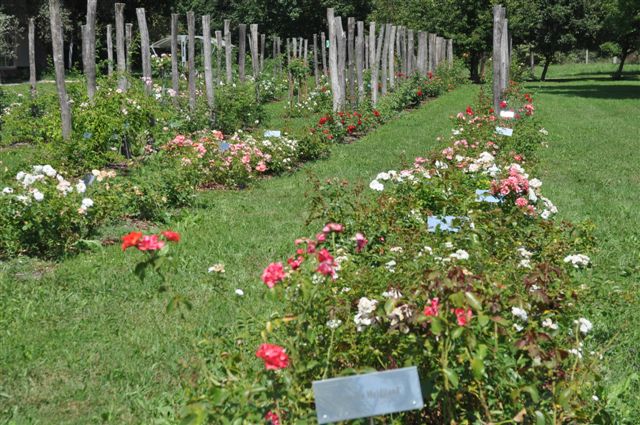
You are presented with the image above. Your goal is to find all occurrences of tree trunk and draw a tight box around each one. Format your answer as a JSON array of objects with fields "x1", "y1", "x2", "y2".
[
  {"x1": 125, "y1": 23, "x2": 133, "y2": 73},
  {"x1": 29, "y1": 18, "x2": 37, "y2": 97},
  {"x1": 313, "y1": 34, "x2": 319, "y2": 85},
  {"x1": 613, "y1": 49, "x2": 629, "y2": 80},
  {"x1": 321, "y1": 32, "x2": 327, "y2": 76},
  {"x1": 388, "y1": 25, "x2": 396, "y2": 89},
  {"x1": 49, "y1": 0, "x2": 72, "y2": 140},
  {"x1": 540, "y1": 55, "x2": 552, "y2": 81},
  {"x1": 215, "y1": 30, "x2": 222, "y2": 84},
  {"x1": 327, "y1": 8, "x2": 341, "y2": 111},
  {"x1": 470, "y1": 52, "x2": 480, "y2": 82}
]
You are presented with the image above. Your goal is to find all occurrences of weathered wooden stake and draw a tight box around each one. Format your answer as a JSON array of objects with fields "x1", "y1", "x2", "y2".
[
  {"x1": 500, "y1": 18, "x2": 509, "y2": 94},
  {"x1": 369, "y1": 22, "x2": 376, "y2": 102},
  {"x1": 321, "y1": 32, "x2": 327, "y2": 76},
  {"x1": 137, "y1": 8, "x2": 152, "y2": 94},
  {"x1": 125, "y1": 23, "x2": 132, "y2": 73},
  {"x1": 493, "y1": 4, "x2": 506, "y2": 111},
  {"x1": 250, "y1": 24, "x2": 259, "y2": 78},
  {"x1": 304, "y1": 39, "x2": 308, "y2": 67},
  {"x1": 115, "y1": 3, "x2": 126, "y2": 90},
  {"x1": 313, "y1": 34, "x2": 319, "y2": 85},
  {"x1": 428, "y1": 33, "x2": 436, "y2": 72},
  {"x1": 372, "y1": 24, "x2": 385, "y2": 105},
  {"x1": 85, "y1": 0, "x2": 97, "y2": 100},
  {"x1": 260, "y1": 33, "x2": 266, "y2": 72},
  {"x1": 202, "y1": 15, "x2": 215, "y2": 110},
  {"x1": 187, "y1": 11, "x2": 196, "y2": 109},
  {"x1": 380, "y1": 24, "x2": 390, "y2": 95},
  {"x1": 447, "y1": 39, "x2": 453, "y2": 66},
  {"x1": 29, "y1": 18, "x2": 37, "y2": 97},
  {"x1": 407, "y1": 30, "x2": 414, "y2": 74},
  {"x1": 238, "y1": 24, "x2": 247, "y2": 82},
  {"x1": 170, "y1": 14, "x2": 179, "y2": 99},
  {"x1": 107, "y1": 24, "x2": 113, "y2": 76},
  {"x1": 355, "y1": 21, "x2": 364, "y2": 103},
  {"x1": 224, "y1": 19, "x2": 232, "y2": 83},
  {"x1": 327, "y1": 9, "x2": 341, "y2": 111},
  {"x1": 417, "y1": 31, "x2": 426, "y2": 75},
  {"x1": 347, "y1": 17, "x2": 355, "y2": 105},
  {"x1": 336, "y1": 17, "x2": 347, "y2": 107},
  {"x1": 388, "y1": 25, "x2": 396, "y2": 89},
  {"x1": 215, "y1": 30, "x2": 222, "y2": 83},
  {"x1": 49, "y1": 0, "x2": 72, "y2": 139}
]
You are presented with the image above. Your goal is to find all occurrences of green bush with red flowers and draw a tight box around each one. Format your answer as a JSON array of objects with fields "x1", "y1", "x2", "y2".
[{"x1": 181, "y1": 85, "x2": 604, "y2": 424}]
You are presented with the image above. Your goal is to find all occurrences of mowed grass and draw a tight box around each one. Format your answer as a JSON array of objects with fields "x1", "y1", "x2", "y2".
[
  {"x1": 0, "y1": 84, "x2": 479, "y2": 424},
  {"x1": 527, "y1": 63, "x2": 640, "y2": 420}
]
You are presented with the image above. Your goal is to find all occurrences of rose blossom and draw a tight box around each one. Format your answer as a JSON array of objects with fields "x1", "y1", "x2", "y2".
[
  {"x1": 256, "y1": 343, "x2": 289, "y2": 370},
  {"x1": 261, "y1": 262, "x2": 285, "y2": 288}
]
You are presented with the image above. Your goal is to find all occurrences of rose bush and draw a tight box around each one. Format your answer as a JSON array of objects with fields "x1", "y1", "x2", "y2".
[{"x1": 182, "y1": 85, "x2": 602, "y2": 424}]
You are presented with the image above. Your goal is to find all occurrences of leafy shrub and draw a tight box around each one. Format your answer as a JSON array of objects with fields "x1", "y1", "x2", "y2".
[{"x1": 182, "y1": 88, "x2": 601, "y2": 423}]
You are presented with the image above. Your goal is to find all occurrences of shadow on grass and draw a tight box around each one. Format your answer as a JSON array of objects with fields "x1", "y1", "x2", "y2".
[{"x1": 535, "y1": 83, "x2": 640, "y2": 100}]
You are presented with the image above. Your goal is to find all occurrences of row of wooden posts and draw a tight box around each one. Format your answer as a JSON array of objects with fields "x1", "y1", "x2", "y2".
[{"x1": 44, "y1": 0, "x2": 457, "y2": 140}]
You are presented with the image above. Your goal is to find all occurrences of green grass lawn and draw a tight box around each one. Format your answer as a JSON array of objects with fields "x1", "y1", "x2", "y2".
[
  {"x1": 527, "y1": 62, "x2": 640, "y2": 421},
  {"x1": 1, "y1": 62, "x2": 639, "y2": 423},
  {"x1": 0, "y1": 84, "x2": 478, "y2": 424}
]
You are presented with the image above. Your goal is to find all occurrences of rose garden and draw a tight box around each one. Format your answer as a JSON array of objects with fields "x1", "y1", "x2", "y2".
[{"x1": 0, "y1": 1, "x2": 639, "y2": 424}]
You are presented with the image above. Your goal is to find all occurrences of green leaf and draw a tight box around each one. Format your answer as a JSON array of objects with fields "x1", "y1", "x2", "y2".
[
  {"x1": 534, "y1": 411, "x2": 546, "y2": 425},
  {"x1": 384, "y1": 298, "x2": 396, "y2": 315},
  {"x1": 430, "y1": 317, "x2": 443, "y2": 335},
  {"x1": 464, "y1": 292, "x2": 482, "y2": 311},
  {"x1": 134, "y1": 262, "x2": 147, "y2": 282},
  {"x1": 523, "y1": 385, "x2": 540, "y2": 403},
  {"x1": 471, "y1": 356, "x2": 484, "y2": 380},
  {"x1": 442, "y1": 367, "x2": 459, "y2": 389},
  {"x1": 451, "y1": 326, "x2": 464, "y2": 339}
]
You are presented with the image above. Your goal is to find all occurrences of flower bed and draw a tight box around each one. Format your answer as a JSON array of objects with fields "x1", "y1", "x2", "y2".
[{"x1": 183, "y1": 85, "x2": 601, "y2": 423}]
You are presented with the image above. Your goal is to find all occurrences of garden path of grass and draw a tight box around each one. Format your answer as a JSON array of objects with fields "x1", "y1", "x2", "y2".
[
  {"x1": 527, "y1": 63, "x2": 640, "y2": 421},
  {"x1": 0, "y1": 84, "x2": 479, "y2": 424}
]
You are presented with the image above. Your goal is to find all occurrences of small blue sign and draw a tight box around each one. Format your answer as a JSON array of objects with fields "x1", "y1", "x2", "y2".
[
  {"x1": 219, "y1": 142, "x2": 230, "y2": 152},
  {"x1": 427, "y1": 215, "x2": 464, "y2": 233},
  {"x1": 264, "y1": 130, "x2": 281, "y2": 138}
]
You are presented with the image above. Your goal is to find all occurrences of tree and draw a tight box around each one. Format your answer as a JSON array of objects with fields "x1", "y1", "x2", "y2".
[
  {"x1": 0, "y1": 9, "x2": 21, "y2": 65},
  {"x1": 604, "y1": 0, "x2": 640, "y2": 78}
]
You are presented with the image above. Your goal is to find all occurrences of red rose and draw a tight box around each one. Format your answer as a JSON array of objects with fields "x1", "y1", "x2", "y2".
[
  {"x1": 256, "y1": 343, "x2": 289, "y2": 370},
  {"x1": 121, "y1": 231, "x2": 143, "y2": 251},
  {"x1": 161, "y1": 230, "x2": 180, "y2": 242},
  {"x1": 136, "y1": 235, "x2": 165, "y2": 251}
]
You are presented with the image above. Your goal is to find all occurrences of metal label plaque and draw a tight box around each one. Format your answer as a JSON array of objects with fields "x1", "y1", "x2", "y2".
[
  {"x1": 264, "y1": 130, "x2": 282, "y2": 138},
  {"x1": 312, "y1": 366, "x2": 424, "y2": 424},
  {"x1": 495, "y1": 126, "x2": 513, "y2": 137}
]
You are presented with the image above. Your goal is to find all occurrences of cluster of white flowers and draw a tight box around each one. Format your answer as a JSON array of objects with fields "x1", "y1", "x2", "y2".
[
  {"x1": 369, "y1": 169, "x2": 419, "y2": 191},
  {"x1": 354, "y1": 297, "x2": 378, "y2": 332},
  {"x1": 517, "y1": 246, "x2": 533, "y2": 269},
  {"x1": 449, "y1": 249, "x2": 470, "y2": 261},
  {"x1": 467, "y1": 152, "x2": 500, "y2": 176},
  {"x1": 542, "y1": 318, "x2": 559, "y2": 330},
  {"x1": 326, "y1": 319, "x2": 343, "y2": 329},
  {"x1": 563, "y1": 254, "x2": 591, "y2": 268},
  {"x1": 7, "y1": 166, "x2": 93, "y2": 212},
  {"x1": 575, "y1": 318, "x2": 593, "y2": 334},
  {"x1": 382, "y1": 288, "x2": 402, "y2": 299}
]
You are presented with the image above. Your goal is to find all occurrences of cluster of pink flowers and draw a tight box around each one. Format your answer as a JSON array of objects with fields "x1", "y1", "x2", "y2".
[
  {"x1": 165, "y1": 135, "x2": 208, "y2": 159},
  {"x1": 121, "y1": 230, "x2": 180, "y2": 252},
  {"x1": 423, "y1": 297, "x2": 473, "y2": 327},
  {"x1": 490, "y1": 166, "x2": 529, "y2": 197},
  {"x1": 261, "y1": 223, "x2": 368, "y2": 289},
  {"x1": 216, "y1": 142, "x2": 271, "y2": 173}
]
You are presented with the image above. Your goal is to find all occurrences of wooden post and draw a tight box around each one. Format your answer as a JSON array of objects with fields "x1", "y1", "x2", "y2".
[
  {"x1": 106, "y1": 25, "x2": 114, "y2": 76},
  {"x1": 304, "y1": 39, "x2": 308, "y2": 67},
  {"x1": 313, "y1": 34, "x2": 319, "y2": 85},
  {"x1": 416, "y1": 32, "x2": 425, "y2": 75},
  {"x1": 260, "y1": 33, "x2": 266, "y2": 72},
  {"x1": 202, "y1": 15, "x2": 215, "y2": 110},
  {"x1": 321, "y1": 32, "x2": 327, "y2": 76},
  {"x1": 292, "y1": 37, "x2": 297, "y2": 59},
  {"x1": 137, "y1": 8, "x2": 152, "y2": 93},
  {"x1": 347, "y1": 17, "x2": 355, "y2": 105},
  {"x1": 250, "y1": 24, "x2": 259, "y2": 77},
  {"x1": 49, "y1": 0, "x2": 72, "y2": 140},
  {"x1": 356, "y1": 21, "x2": 364, "y2": 103},
  {"x1": 372, "y1": 24, "x2": 385, "y2": 105},
  {"x1": 336, "y1": 17, "x2": 347, "y2": 107},
  {"x1": 238, "y1": 24, "x2": 246, "y2": 82},
  {"x1": 364, "y1": 35, "x2": 369, "y2": 70},
  {"x1": 215, "y1": 30, "x2": 222, "y2": 83},
  {"x1": 224, "y1": 19, "x2": 232, "y2": 83},
  {"x1": 187, "y1": 11, "x2": 196, "y2": 109},
  {"x1": 500, "y1": 19, "x2": 509, "y2": 94},
  {"x1": 388, "y1": 25, "x2": 396, "y2": 89},
  {"x1": 115, "y1": 3, "x2": 126, "y2": 90},
  {"x1": 29, "y1": 18, "x2": 37, "y2": 97},
  {"x1": 381, "y1": 24, "x2": 390, "y2": 95},
  {"x1": 125, "y1": 23, "x2": 132, "y2": 73},
  {"x1": 299, "y1": 37, "x2": 304, "y2": 58},
  {"x1": 84, "y1": 0, "x2": 97, "y2": 100},
  {"x1": 407, "y1": 30, "x2": 414, "y2": 74},
  {"x1": 428, "y1": 33, "x2": 436, "y2": 72},
  {"x1": 493, "y1": 4, "x2": 505, "y2": 111},
  {"x1": 369, "y1": 22, "x2": 376, "y2": 102},
  {"x1": 171, "y1": 14, "x2": 179, "y2": 99},
  {"x1": 68, "y1": 40, "x2": 74, "y2": 70},
  {"x1": 327, "y1": 8, "x2": 341, "y2": 111},
  {"x1": 447, "y1": 39, "x2": 453, "y2": 66}
]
